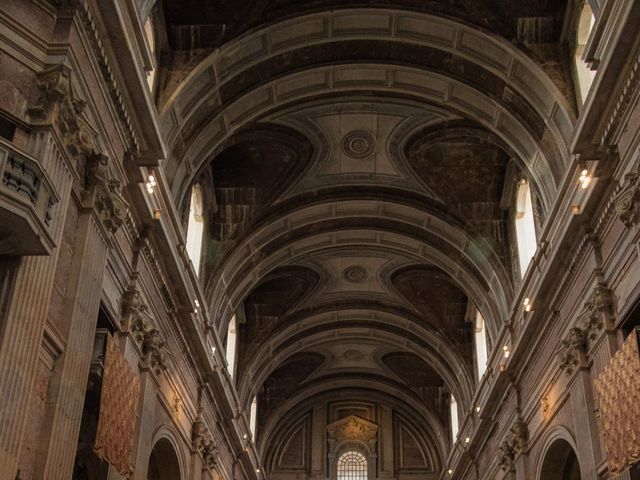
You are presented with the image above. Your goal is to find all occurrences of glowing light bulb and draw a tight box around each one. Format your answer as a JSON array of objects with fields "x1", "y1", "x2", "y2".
[{"x1": 578, "y1": 169, "x2": 591, "y2": 189}]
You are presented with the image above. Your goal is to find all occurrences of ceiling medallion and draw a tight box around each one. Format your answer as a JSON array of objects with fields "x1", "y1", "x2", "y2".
[
  {"x1": 341, "y1": 130, "x2": 376, "y2": 159},
  {"x1": 343, "y1": 266, "x2": 368, "y2": 283}
]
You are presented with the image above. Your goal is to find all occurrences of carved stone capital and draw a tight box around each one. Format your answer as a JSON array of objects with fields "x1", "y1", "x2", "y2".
[
  {"x1": 558, "y1": 327, "x2": 588, "y2": 375},
  {"x1": 142, "y1": 328, "x2": 169, "y2": 374},
  {"x1": 83, "y1": 152, "x2": 128, "y2": 234},
  {"x1": 498, "y1": 440, "x2": 515, "y2": 472},
  {"x1": 29, "y1": 64, "x2": 96, "y2": 159},
  {"x1": 583, "y1": 283, "x2": 615, "y2": 333},
  {"x1": 614, "y1": 171, "x2": 640, "y2": 228},
  {"x1": 192, "y1": 413, "x2": 210, "y2": 453},
  {"x1": 498, "y1": 419, "x2": 528, "y2": 471}
]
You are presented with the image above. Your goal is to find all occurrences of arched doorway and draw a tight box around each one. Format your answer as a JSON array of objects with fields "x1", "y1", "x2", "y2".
[
  {"x1": 540, "y1": 439, "x2": 582, "y2": 480},
  {"x1": 148, "y1": 438, "x2": 181, "y2": 480}
]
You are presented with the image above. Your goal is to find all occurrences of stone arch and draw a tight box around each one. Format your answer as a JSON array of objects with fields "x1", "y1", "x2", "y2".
[
  {"x1": 237, "y1": 313, "x2": 475, "y2": 417},
  {"x1": 160, "y1": 9, "x2": 575, "y2": 207},
  {"x1": 147, "y1": 426, "x2": 187, "y2": 480},
  {"x1": 534, "y1": 427, "x2": 582, "y2": 480},
  {"x1": 207, "y1": 198, "x2": 513, "y2": 340}
]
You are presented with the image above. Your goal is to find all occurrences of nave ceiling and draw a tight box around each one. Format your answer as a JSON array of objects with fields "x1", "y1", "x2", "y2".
[{"x1": 153, "y1": 0, "x2": 577, "y2": 474}]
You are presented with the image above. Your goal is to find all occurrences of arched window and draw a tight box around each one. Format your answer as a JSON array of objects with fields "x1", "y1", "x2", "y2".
[
  {"x1": 474, "y1": 311, "x2": 489, "y2": 380},
  {"x1": 515, "y1": 179, "x2": 537, "y2": 277},
  {"x1": 225, "y1": 314, "x2": 237, "y2": 379},
  {"x1": 450, "y1": 395, "x2": 459, "y2": 442},
  {"x1": 249, "y1": 396, "x2": 258, "y2": 439},
  {"x1": 144, "y1": 15, "x2": 157, "y2": 91},
  {"x1": 337, "y1": 451, "x2": 367, "y2": 480},
  {"x1": 574, "y1": 3, "x2": 596, "y2": 105},
  {"x1": 185, "y1": 184, "x2": 205, "y2": 276}
]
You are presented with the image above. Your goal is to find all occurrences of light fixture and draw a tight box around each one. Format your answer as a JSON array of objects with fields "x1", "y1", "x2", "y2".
[
  {"x1": 146, "y1": 173, "x2": 157, "y2": 194},
  {"x1": 475, "y1": 406, "x2": 481, "y2": 413},
  {"x1": 256, "y1": 469, "x2": 260, "y2": 473},
  {"x1": 211, "y1": 346, "x2": 216, "y2": 357},
  {"x1": 523, "y1": 298, "x2": 531, "y2": 312},
  {"x1": 465, "y1": 437, "x2": 470, "y2": 444},
  {"x1": 448, "y1": 469, "x2": 453, "y2": 475},
  {"x1": 578, "y1": 169, "x2": 591, "y2": 189},
  {"x1": 243, "y1": 434, "x2": 248, "y2": 439},
  {"x1": 503, "y1": 345, "x2": 510, "y2": 359}
]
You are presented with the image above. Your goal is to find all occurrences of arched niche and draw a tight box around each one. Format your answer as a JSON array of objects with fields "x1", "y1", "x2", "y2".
[
  {"x1": 539, "y1": 439, "x2": 582, "y2": 480},
  {"x1": 147, "y1": 437, "x2": 182, "y2": 480}
]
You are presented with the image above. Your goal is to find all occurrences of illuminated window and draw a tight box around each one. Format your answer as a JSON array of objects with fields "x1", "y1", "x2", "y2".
[
  {"x1": 185, "y1": 184, "x2": 205, "y2": 276},
  {"x1": 475, "y1": 311, "x2": 488, "y2": 380},
  {"x1": 144, "y1": 16, "x2": 156, "y2": 90},
  {"x1": 249, "y1": 396, "x2": 258, "y2": 438},
  {"x1": 450, "y1": 395, "x2": 459, "y2": 442},
  {"x1": 337, "y1": 451, "x2": 367, "y2": 480},
  {"x1": 514, "y1": 180, "x2": 537, "y2": 277},
  {"x1": 574, "y1": 3, "x2": 596, "y2": 104},
  {"x1": 225, "y1": 314, "x2": 237, "y2": 379}
]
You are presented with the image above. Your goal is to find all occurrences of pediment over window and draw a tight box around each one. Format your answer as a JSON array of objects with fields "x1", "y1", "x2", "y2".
[{"x1": 327, "y1": 415, "x2": 378, "y2": 443}]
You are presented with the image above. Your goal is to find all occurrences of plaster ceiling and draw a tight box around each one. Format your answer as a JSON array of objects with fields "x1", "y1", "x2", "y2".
[{"x1": 155, "y1": 1, "x2": 576, "y2": 470}]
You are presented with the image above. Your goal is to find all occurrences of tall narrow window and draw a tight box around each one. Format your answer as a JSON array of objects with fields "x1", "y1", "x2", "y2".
[
  {"x1": 475, "y1": 311, "x2": 488, "y2": 380},
  {"x1": 450, "y1": 395, "x2": 459, "y2": 442},
  {"x1": 574, "y1": 3, "x2": 596, "y2": 104},
  {"x1": 225, "y1": 314, "x2": 237, "y2": 379},
  {"x1": 186, "y1": 184, "x2": 205, "y2": 276},
  {"x1": 144, "y1": 15, "x2": 156, "y2": 91},
  {"x1": 337, "y1": 451, "x2": 367, "y2": 480},
  {"x1": 249, "y1": 396, "x2": 258, "y2": 439},
  {"x1": 515, "y1": 180, "x2": 537, "y2": 277}
]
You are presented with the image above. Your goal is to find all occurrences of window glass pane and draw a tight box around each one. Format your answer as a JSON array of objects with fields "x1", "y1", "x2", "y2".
[{"x1": 337, "y1": 451, "x2": 367, "y2": 480}]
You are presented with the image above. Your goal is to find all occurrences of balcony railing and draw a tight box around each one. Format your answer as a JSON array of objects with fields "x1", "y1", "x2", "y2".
[{"x1": 0, "y1": 138, "x2": 58, "y2": 255}]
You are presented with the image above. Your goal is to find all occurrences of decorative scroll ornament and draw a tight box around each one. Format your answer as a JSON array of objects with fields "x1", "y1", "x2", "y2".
[
  {"x1": 498, "y1": 418, "x2": 528, "y2": 471},
  {"x1": 192, "y1": 411, "x2": 218, "y2": 469},
  {"x1": 83, "y1": 152, "x2": 128, "y2": 234},
  {"x1": 594, "y1": 328, "x2": 640, "y2": 476},
  {"x1": 94, "y1": 333, "x2": 140, "y2": 477},
  {"x1": 558, "y1": 326, "x2": 588, "y2": 375},
  {"x1": 614, "y1": 171, "x2": 640, "y2": 228}
]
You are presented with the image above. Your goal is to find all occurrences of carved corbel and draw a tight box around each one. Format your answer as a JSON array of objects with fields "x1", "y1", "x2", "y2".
[
  {"x1": 192, "y1": 412, "x2": 210, "y2": 453},
  {"x1": 83, "y1": 152, "x2": 128, "y2": 234},
  {"x1": 498, "y1": 440, "x2": 515, "y2": 472},
  {"x1": 558, "y1": 326, "x2": 588, "y2": 375},
  {"x1": 498, "y1": 418, "x2": 528, "y2": 471},
  {"x1": 202, "y1": 442, "x2": 218, "y2": 469},
  {"x1": 614, "y1": 171, "x2": 640, "y2": 228},
  {"x1": 141, "y1": 328, "x2": 169, "y2": 374},
  {"x1": 29, "y1": 64, "x2": 96, "y2": 160},
  {"x1": 121, "y1": 286, "x2": 152, "y2": 335},
  {"x1": 583, "y1": 283, "x2": 615, "y2": 334}
]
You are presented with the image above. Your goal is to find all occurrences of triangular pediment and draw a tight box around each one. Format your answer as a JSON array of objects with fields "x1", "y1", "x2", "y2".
[{"x1": 327, "y1": 415, "x2": 378, "y2": 442}]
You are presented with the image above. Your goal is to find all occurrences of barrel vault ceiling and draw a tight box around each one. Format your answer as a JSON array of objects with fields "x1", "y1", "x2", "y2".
[{"x1": 155, "y1": 0, "x2": 575, "y2": 472}]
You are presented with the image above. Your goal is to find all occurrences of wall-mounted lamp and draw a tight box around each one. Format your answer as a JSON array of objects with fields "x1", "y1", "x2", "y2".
[
  {"x1": 523, "y1": 298, "x2": 532, "y2": 312},
  {"x1": 578, "y1": 169, "x2": 592, "y2": 189},
  {"x1": 503, "y1": 345, "x2": 510, "y2": 359},
  {"x1": 146, "y1": 173, "x2": 157, "y2": 194}
]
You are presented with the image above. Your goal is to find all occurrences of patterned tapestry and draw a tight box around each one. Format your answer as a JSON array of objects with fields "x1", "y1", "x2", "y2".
[
  {"x1": 594, "y1": 327, "x2": 640, "y2": 476},
  {"x1": 94, "y1": 333, "x2": 140, "y2": 476}
]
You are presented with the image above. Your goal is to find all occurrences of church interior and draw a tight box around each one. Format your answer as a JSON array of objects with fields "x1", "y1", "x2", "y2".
[{"x1": 1, "y1": 0, "x2": 640, "y2": 479}]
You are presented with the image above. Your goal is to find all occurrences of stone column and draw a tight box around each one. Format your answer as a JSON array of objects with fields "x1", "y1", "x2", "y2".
[
  {"x1": 378, "y1": 405, "x2": 394, "y2": 479},
  {"x1": 310, "y1": 404, "x2": 326, "y2": 480},
  {"x1": 570, "y1": 369, "x2": 600, "y2": 480},
  {"x1": 0, "y1": 130, "x2": 73, "y2": 479},
  {"x1": 37, "y1": 212, "x2": 109, "y2": 479},
  {"x1": 133, "y1": 369, "x2": 158, "y2": 480}
]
